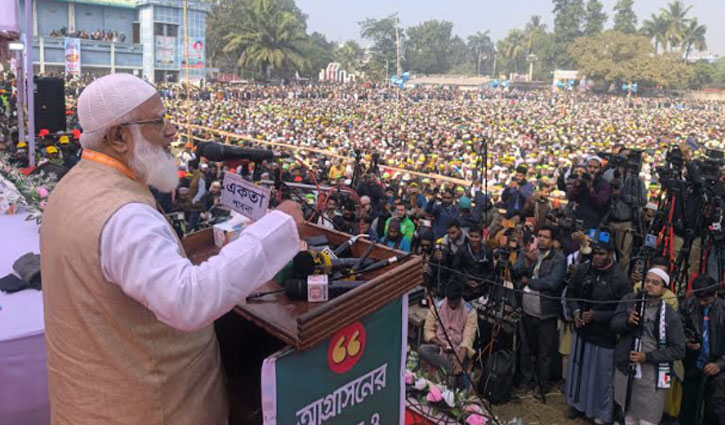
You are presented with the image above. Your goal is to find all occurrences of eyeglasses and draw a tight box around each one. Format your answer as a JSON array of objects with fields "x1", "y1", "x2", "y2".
[{"x1": 120, "y1": 115, "x2": 168, "y2": 128}]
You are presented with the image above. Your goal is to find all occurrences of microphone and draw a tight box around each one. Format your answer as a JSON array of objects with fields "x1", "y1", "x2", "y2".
[
  {"x1": 284, "y1": 279, "x2": 368, "y2": 300},
  {"x1": 357, "y1": 252, "x2": 414, "y2": 274},
  {"x1": 292, "y1": 250, "x2": 376, "y2": 278},
  {"x1": 333, "y1": 234, "x2": 366, "y2": 257},
  {"x1": 197, "y1": 141, "x2": 289, "y2": 163}
]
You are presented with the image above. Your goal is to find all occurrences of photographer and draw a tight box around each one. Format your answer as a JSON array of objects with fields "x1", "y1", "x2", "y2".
[
  {"x1": 424, "y1": 188, "x2": 460, "y2": 239},
  {"x1": 501, "y1": 165, "x2": 535, "y2": 219},
  {"x1": 564, "y1": 236, "x2": 631, "y2": 424},
  {"x1": 567, "y1": 156, "x2": 612, "y2": 231},
  {"x1": 679, "y1": 275, "x2": 725, "y2": 425},
  {"x1": 607, "y1": 149, "x2": 647, "y2": 269}
]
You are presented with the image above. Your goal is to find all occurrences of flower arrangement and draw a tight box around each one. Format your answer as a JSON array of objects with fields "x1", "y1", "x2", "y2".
[
  {"x1": 405, "y1": 348, "x2": 493, "y2": 425},
  {"x1": 0, "y1": 152, "x2": 58, "y2": 224}
]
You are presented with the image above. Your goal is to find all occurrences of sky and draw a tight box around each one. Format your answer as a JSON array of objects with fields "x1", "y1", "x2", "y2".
[{"x1": 295, "y1": 0, "x2": 725, "y2": 55}]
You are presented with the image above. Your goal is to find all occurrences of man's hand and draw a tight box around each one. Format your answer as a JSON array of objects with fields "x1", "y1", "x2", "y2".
[
  {"x1": 574, "y1": 312, "x2": 586, "y2": 328},
  {"x1": 628, "y1": 309, "x2": 640, "y2": 326},
  {"x1": 276, "y1": 200, "x2": 304, "y2": 233},
  {"x1": 581, "y1": 310, "x2": 594, "y2": 324},
  {"x1": 703, "y1": 363, "x2": 721, "y2": 376},
  {"x1": 630, "y1": 351, "x2": 647, "y2": 365},
  {"x1": 520, "y1": 276, "x2": 529, "y2": 287},
  {"x1": 686, "y1": 341, "x2": 701, "y2": 351}
]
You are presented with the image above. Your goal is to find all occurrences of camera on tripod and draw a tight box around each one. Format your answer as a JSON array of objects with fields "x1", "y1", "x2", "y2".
[{"x1": 700, "y1": 149, "x2": 724, "y2": 187}]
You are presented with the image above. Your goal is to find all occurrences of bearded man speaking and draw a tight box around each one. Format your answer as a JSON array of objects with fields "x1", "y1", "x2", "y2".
[{"x1": 39, "y1": 74, "x2": 303, "y2": 425}]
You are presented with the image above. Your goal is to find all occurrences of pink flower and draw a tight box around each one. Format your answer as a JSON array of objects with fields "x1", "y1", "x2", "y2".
[
  {"x1": 426, "y1": 384, "x2": 443, "y2": 403},
  {"x1": 39, "y1": 201, "x2": 47, "y2": 210},
  {"x1": 404, "y1": 370, "x2": 415, "y2": 385},
  {"x1": 36, "y1": 187, "x2": 49, "y2": 199},
  {"x1": 464, "y1": 404, "x2": 483, "y2": 415},
  {"x1": 466, "y1": 414, "x2": 487, "y2": 425}
]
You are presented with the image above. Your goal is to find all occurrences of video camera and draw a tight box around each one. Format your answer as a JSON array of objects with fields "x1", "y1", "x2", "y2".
[{"x1": 699, "y1": 149, "x2": 724, "y2": 187}]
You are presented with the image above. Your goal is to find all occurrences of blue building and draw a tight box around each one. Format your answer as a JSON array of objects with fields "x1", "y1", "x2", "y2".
[{"x1": 17, "y1": 0, "x2": 209, "y2": 83}]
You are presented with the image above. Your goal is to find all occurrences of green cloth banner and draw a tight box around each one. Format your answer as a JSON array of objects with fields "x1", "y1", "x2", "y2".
[{"x1": 262, "y1": 295, "x2": 407, "y2": 425}]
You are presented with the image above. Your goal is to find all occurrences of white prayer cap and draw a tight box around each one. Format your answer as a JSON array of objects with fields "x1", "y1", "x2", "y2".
[{"x1": 78, "y1": 74, "x2": 157, "y2": 133}]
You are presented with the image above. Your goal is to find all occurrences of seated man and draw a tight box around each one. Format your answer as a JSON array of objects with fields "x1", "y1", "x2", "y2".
[{"x1": 418, "y1": 282, "x2": 477, "y2": 389}]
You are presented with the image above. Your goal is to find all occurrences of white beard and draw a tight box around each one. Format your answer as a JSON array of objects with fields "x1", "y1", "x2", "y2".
[{"x1": 128, "y1": 126, "x2": 179, "y2": 193}]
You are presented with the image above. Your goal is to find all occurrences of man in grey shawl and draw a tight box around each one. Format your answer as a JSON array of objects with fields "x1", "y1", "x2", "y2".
[{"x1": 611, "y1": 268, "x2": 686, "y2": 425}]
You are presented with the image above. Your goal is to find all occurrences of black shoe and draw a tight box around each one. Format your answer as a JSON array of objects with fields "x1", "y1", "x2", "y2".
[{"x1": 565, "y1": 406, "x2": 581, "y2": 419}]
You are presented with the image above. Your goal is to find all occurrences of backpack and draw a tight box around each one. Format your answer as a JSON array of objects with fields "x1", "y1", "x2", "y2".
[{"x1": 478, "y1": 349, "x2": 515, "y2": 404}]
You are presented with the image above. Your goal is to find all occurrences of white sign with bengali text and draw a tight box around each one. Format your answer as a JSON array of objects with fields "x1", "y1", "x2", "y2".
[{"x1": 221, "y1": 172, "x2": 271, "y2": 221}]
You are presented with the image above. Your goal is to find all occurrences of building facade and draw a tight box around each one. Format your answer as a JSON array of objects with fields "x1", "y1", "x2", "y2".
[{"x1": 17, "y1": 0, "x2": 208, "y2": 83}]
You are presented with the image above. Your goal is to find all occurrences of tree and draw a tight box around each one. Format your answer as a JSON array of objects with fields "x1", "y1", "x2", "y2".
[
  {"x1": 661, "y1": 1, "x2": 692, "y2": 51},
  {"x1": 613, "y1": 0, "x2": 637, "y2": 34},
  {"x1": 689, "y1": 60, "x2": 715, "y2": 89},
  {"x1": 681, "y1": 18, "x2": 707, "y2": 61},
  {"x1": 498, "y1": 29, "x2": 526, "y2": 74},
  {"x1": 552, "y1": 0, "x2": 585, "y2": 43},
  {"x1": 405, "y1": 20, "x2": 456, "y2": 74},
  {"x1": 359, "y1": 14, "x2": 404, "y2": 75},
  {"x1": 584, "y1": 0, "x2": 607, "y2": 36},
  {"x1": 222, "y1": 0, "x2": 309, "y2": 77},
  {"x1": 207, "y1": 0, "x2": 249, "y2": 69},
  {"x1": 640, "y1": 13, "x2": 669, "y2": 54},
  {"x1": 335, "y1": 41, "x2": 365, "y2": 74},
  {"x1": 569, "y1": 30, "x2": 691, "y2": 88},
  {"x1": 467, "y1": 31, "x2": 494, "y2": 76},
  {"x1": 300, "y1": 32, "x2": 336, "y2": 76},
  {"x1": 524, "y1": 15, "x2": 547, "y2": 53}
]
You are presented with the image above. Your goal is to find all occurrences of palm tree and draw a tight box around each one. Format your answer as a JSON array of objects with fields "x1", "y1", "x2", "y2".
[
  {"x1": 661, "y1": 1, "x2": 692, "y2": 51},
  {"x1": 498, "y1": 30, "x2": 526, "y2": 74},
  {"x1": 681, "y1": 18, "x2": 707, "y2": 61},
  {"x1": 467, "y1": 30, "x2": 493, "y2": 75},
  {"x1": 641, "y1": 13, "x2": 669, "y2": 54},
  {"x1": 223, "y1": 0, "x2": 309, "y2": 77},
  {"x1": 524, "y1": 15, "x2": 547, "y2": 54}
]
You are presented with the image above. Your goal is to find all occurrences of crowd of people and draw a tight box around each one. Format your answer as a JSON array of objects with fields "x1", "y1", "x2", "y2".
[
  {"x1": 2, "y1": 73, "x2": 725, "y2": 425},
  {"x1": 48, "y1": 27, "x2": 127, "y2": 43}
]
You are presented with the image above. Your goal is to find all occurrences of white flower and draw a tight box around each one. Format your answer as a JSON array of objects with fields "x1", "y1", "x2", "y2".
[
  {"x1": 414, "y1": 378, "x2": 428, "y2": 391},
  {"x1": 442, "y1": 389, "x2": 455, "y2": 408}
]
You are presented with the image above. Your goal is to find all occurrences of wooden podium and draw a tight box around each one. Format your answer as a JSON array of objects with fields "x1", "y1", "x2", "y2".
[{"x1": 181, "y1": 222, "x2": 423, "y2": 350}]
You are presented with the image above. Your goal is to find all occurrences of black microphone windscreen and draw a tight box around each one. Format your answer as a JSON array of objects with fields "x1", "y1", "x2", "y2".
[
  {"x1": 292, "y1": 251, "x2": 317, "y2": 277},
  {"x1": 200, "y1": 142, "x2": 226, "y2": 162}
]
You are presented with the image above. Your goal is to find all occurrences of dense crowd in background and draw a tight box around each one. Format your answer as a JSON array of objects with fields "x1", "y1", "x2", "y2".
[
  {"x1": 2, "y1": 73, "x2": 724, "y2": 425},
  {"x1": 47, "y1": 27, "x2": 127, "y2": 43}
]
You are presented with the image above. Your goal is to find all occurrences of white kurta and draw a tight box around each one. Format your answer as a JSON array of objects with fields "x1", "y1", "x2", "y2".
[{"x1": 100, "y1": 204, "x2": 299, "y2": 332}]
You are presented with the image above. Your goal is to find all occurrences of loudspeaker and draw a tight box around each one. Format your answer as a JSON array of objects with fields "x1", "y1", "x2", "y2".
[{"x1": 34, "y1": 77, "x2": 66, "y2": 133}]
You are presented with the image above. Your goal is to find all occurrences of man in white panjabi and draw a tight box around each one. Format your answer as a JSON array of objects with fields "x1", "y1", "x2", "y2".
[{"x1": 40, "y1": 73, "x2": 303, "y2": 425}]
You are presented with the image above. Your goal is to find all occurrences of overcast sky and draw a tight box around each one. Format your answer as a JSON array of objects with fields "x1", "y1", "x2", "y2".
[{"x1": 295, "y1": 0, "x2": 724, "y2": 55}]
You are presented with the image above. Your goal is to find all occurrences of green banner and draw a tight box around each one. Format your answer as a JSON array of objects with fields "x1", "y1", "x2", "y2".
[{"x1": 262, "y1": 296, "x2": 407, "y2": 425}]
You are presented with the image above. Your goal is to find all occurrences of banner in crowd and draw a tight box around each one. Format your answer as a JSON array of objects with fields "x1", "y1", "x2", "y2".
[
  {"x1": 182, "y1": 38, "x2": 205, "y2": 69},
  {"x1": 261, "y1": 296, "x2": 407, "y2": 425},
  {"x1": 64, "y1": 37, "x2": 81, "y2": 76},
  {"x1": 155, "y1": 36, "x2": 175, "y2": 66}
]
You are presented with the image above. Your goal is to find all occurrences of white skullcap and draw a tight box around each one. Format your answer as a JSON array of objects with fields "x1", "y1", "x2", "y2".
[
  {"x1": 645, "y1": 202, "x2": 658, "y2": 211},
  {"x1": 78, "y1": 74, "x2": 157, "y2": 133},
  {"x1": 646, "y1": 268, "x2": 670, "y2": 286}
]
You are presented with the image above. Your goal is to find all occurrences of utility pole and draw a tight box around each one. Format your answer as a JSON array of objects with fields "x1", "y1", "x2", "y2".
[{"x1": 395, "y1": 15, "x2": 401, "y2": 78}]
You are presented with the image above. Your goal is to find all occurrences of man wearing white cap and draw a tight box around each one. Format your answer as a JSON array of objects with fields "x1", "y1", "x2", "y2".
[
  {"x1": 40, "y1": 74, "x2": 303, "y2": 425},
  {"x1": 612, "y1": 268, "x2": 685, "y2": 425}
]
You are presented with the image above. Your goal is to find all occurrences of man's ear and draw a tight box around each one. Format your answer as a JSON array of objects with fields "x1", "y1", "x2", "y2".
[{"x1": 106, "y1": 125, "x2": 131, "y2": 155}]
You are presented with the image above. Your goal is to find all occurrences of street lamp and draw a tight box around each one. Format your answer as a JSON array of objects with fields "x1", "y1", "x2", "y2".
[{"x1": 526, "y1": 53, "x2": 538, "y2": 82}]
